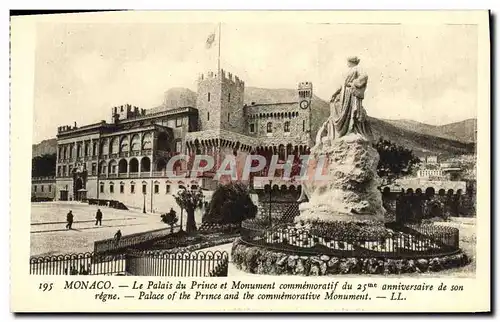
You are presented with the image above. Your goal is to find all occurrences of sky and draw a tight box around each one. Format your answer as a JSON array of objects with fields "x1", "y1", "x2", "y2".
[{"x1": 32, "y1": 21, "x2": 478, "y2": 143}]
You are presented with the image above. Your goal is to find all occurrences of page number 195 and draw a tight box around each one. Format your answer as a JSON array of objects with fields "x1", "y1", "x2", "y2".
[{"x1": 39, "y1": 282, "x2": 53, "y2": 292}]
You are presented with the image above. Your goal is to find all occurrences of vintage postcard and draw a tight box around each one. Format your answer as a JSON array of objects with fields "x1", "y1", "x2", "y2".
[{"x1": 10, "y1": 10, "x2": 490, "y2": 313}]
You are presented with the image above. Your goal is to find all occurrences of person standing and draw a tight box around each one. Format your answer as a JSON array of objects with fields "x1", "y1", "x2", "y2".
[
  {"x1": 66, "y1": 210, "x2": 74, "y2": 230},
  {"x1": 114, "y1": 229, "x2": 122, "y2": 247},
  {"x1": 95, "y1": 209, "x2": 103, "y2": 226}
]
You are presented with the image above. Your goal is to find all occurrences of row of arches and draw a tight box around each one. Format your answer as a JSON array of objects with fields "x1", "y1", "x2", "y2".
[
  {"x1": 248, "y1": 111, "x2": 300, "y2": 119},
  {"x1": 382, "y1": 187, "x2": 464, "y2": 196},
  {"x1": 100, "y1": 132, "x2": 154, "y2": 155},
  {"x1": 98, "y1": 157, "x2": 174, "y2": 175},
  {"x1": 185, "y1": 138, "x2": 253, "y2": 153}
]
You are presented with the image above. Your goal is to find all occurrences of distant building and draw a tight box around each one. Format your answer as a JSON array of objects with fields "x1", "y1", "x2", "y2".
[{"x1": 31, "y1": 177, "x2": 56, "y2": 201}]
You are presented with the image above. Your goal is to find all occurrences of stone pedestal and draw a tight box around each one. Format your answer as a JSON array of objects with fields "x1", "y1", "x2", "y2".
[{"x1": 298, "y1": 133, "x2": 385, "y2": 223}]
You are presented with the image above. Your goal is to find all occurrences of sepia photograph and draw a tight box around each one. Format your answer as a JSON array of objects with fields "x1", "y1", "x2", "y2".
[{"x1": 10, "y1": 10, "x2": 490, "y2": 312}]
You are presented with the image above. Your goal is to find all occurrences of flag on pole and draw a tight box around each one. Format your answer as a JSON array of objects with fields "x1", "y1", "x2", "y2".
[{"x1": 206, "y1": 31, "x2": 216, "y2": 49}]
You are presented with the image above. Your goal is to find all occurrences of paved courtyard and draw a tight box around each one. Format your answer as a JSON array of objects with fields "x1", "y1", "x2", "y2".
[{"x1": 30, "y1": 202, "x2": 205, "y2": 256}]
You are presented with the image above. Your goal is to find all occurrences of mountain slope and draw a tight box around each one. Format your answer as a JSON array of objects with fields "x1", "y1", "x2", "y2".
[
  {"x1": 32, "y1": 138, "x2": 57, "y2": 158},
  {"x1": 383, "y1": 118, "x2": 477, "y2": 143}
]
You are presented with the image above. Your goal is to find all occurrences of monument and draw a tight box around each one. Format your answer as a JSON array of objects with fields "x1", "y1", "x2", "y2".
[
  {"x1": 298, "y1": 56, "x2": 385, "y2": 223},
  {"x1": 232, "y1": 56, "x2": 469, "y2": 276}
]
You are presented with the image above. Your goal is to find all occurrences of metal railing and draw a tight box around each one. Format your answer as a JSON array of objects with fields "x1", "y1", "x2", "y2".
[
  {"x1": 30, "y1": 253, "x2": 126, "y2": 276},
  {"x1": 239, "y1": 222, "x2": 460, "y2": 259},
  {"x1": 30, "y1": 249, "x2": 229, "y2": 277},
  {"x1": 125, "y1": 250, "x2": 229, "y2": 277},
  {"x1": 93, "y1": 226, "x2": 180, "y2": 254}
]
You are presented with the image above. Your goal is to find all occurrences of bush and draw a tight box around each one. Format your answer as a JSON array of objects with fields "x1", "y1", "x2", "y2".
[
  {"x1": 203, "y1": 182, "x2": 257, "y2": 225},
  {"x1": 161, "y1": 211, "x2": 179, "y2": 232}
]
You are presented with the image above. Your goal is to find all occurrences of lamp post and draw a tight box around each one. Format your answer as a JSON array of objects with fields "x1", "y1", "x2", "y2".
[
  {"x1": 143, "y1": 191, "x2": 146, "y2": 214},
  {"x1": 268, "y1": 180, "x2": 272, "y2": 228}
]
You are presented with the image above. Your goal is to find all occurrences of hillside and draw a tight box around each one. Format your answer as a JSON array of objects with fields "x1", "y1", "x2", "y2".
[
  {"x1": 383, "y1": 118, "x2": 477, "y2": 143},
  {"x1": 32, "y1": 87, "x2": 475, "y2": 158},
  {"x1": 32, "y1": 138, "x2": 57, "y2": 158}
]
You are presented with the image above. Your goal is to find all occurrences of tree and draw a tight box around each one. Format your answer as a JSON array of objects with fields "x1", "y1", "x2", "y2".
[
  {"x1": 32, "y1": 153, "x2": 56, "y2": 177},
  {"x1": 202, "y1": 182, "x2": 257, "y2": 225},
  {"x1": 373, "y1": 137, "x2": 421, "y2": 186},
  {"x1": 173, "y1": 187, "x2": 204, "y2": 234},
  {"x1": 161, "y1": 210, "x2": 179, "y2": 233}
]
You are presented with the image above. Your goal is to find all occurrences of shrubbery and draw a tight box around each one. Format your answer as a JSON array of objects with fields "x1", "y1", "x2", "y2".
[{"x1": 203, "y1": 182, "x2": 257, "y2": 225}]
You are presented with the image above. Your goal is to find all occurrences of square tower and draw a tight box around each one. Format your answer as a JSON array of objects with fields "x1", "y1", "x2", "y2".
[
  {"x1": 196, "y1": 69, "x2": 245, "y2": 133},
  {"x1": 298, "y1": 81, "x2": 313, "y2": 141}
]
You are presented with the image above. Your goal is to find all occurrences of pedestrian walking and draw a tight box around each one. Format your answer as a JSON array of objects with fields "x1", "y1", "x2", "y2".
[
  {"x1": 114, "y1": 229, "x2": 122, "y2": 247},
  {"x1": 66, "y1": 210, "x2": 74, "y2": 230},
  {"x1": 95, "y1": 209, "x2": 103, "y2": 226}
]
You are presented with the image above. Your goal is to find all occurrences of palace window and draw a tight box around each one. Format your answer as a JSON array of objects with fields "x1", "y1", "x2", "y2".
[
  {"x1": 176, "y1": 118, "x2": 183, "y2": 127},
  {"x1": 249, "y1": 124, "x2": 255, "y2": 133},
  {"x1": 166, "y1": 184, "x2": 171, "y2": 194},
  {"x1": 109, "y1": 182, "x2": 114, "y2": 194},
  {"x1": 91, "y1": 163, "x2": 97, "y2": 175},
  {"x1": 208, "y1": 92, "x2": 211, "y2": 102},
  {"x1": 100, "y1": 182, "x2": 104, "y2": 193},
  {"x1": 48, "y1": 185, "x2": 51, "y2": 192},
  {"x1": 142, "y1": 183, "x2": 147, "y2": 194},
  {"x1": 227, "y1": 113, "x2": 230, "y2": 123},
  {"x1": 175, "y1": 140, "x2": 182, "y2": 153},
  {"x1": 120, "y1": 182, "x2": 125, "y2": 194},
  {"x1": 207, "y1": 112, "x2": 210, "y2": 121},
  {"x1": 228, "y1": 93, "x2": 231, "y2": 102},
  {"x1": 154, "y1": 183, "x2": 159, "y2": 194},
  {"x1": 57, "y1": 166, "x2": 62, "y2": 177},
  {"x1": 302, "y1": 120, "x2": 306, "y2": 131},
  {"x1": 284, "y1": 121, "x2": 290, "y2": 132},
  {"x1": 34, "y1": 185, "x2": 37, "y2": 192},
  {"x1": 41, "y1": 185, "x2": 44, "y2": 192},
  {"x1": 130, "y1": 182, "x2": 135, "y2": 194},
  {"x1": 267, "y1": 122, "x2": 272, "y2": 133}
]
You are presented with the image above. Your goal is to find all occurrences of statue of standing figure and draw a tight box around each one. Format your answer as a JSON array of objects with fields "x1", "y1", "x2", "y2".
[
  {"x1": 316, "y1": 56, "x2": 374, "y2": 144},
  {"x1": 300, "y1": 56, "x2": 374, "y2": 203}
]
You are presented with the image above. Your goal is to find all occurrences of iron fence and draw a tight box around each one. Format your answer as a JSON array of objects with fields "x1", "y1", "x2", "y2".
[
  {"x1": 240, "y1": 222, "x2": 460, "y2": 259},
  {"x1": 94, "y1": 226, "x2": 180, "y2": 254},
  {"x1": 125, "y1": 250, "x2": 229, "y2": 277},
  {"x1": 30, "y1": 249, "x2": 229, "y2": 277},
  {"x1": 30, "y1": 253, "x2": 126, "y2": 275}
]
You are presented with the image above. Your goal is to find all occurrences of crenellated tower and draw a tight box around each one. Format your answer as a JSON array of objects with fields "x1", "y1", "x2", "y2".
[{"x1": 196, "y1": 69, "x2": 245, "y2": 133}]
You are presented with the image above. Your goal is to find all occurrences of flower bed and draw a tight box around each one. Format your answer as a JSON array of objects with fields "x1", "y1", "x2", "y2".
[
  {"x1": 244, "y1": 221, "x2": 451, "y2": 257},
  {"x1": 231, "y1": 238, "x2": 469, "y2": 275},
  {"x1": 198, "y1": 222, "x2": 240, "y2": 235},
  {"x1": 135, "y1": 231, "x2": 238, "y2": 253}
]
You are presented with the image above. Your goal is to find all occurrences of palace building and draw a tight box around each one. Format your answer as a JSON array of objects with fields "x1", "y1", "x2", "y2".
[{"x1": 54, "y1": 69, "x2": 313, "y2": 212}]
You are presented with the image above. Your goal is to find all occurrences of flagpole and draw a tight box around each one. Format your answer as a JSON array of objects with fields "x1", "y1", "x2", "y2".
[{"x1": 217, "y1": 22, "x2": 221, "y2": 73}]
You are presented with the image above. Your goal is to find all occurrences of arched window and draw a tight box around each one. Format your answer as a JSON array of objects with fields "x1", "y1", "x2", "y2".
[
  {"x1": 267, "y1": 122, "x2": 272, "y2": 133},
  {"x1": 130, "y1": 182, "x2": 136, "y2": 194},
  {"x1": 99, "y1": 182, "x2": 104, "y2": 193},
  {"x1": 208, "y1": 92, "x2": 211, "y2": 102},
  {"x1": 284, "y1": 121, "x2": 290, "y2": 132},
  {"x1": 142, "y1": 181, "x2": 147, "y2": 194},
  {"x1": 109, "y1": 182, "x2": 114, "y2": 194},
  {"x1": 120, "y1": 182, "x2": 125, "y2": 193}
]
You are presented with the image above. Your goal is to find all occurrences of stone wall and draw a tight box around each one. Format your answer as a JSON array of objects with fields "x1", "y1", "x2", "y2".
[{"x1": 231, "y1": 239, "x2": 469, "y2": 275}]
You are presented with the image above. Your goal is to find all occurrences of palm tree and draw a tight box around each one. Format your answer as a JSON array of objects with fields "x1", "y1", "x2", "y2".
[{"x1": 173, "y1": 187, "x2": 204, "y2": 234}]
